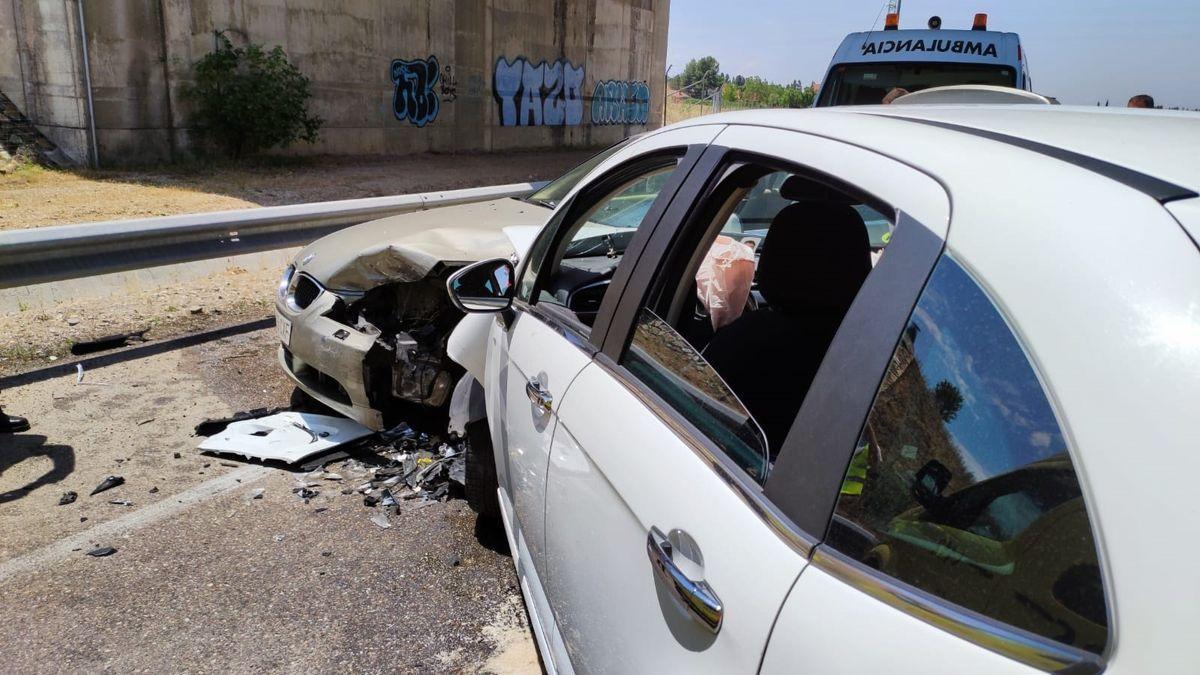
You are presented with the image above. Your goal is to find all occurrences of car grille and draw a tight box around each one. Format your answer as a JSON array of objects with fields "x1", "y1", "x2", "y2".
[{"x1": 291, "y1": 274, "x2": 322, "y2": 310}]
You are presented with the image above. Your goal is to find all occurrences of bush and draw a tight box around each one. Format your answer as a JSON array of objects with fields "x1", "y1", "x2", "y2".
[{"x1": 185, "y1": 34, "x2": 322, "y2": 158}]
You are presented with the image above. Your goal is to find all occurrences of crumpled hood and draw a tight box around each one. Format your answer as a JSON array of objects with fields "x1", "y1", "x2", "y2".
[{"x1": 294, "y1": 197, "x2": 550, "y2": 292}]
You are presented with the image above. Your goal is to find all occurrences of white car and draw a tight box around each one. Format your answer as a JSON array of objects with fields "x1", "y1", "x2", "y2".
[{"x1": 446, "y1": 105, "x2": 1200, "y2": 674}]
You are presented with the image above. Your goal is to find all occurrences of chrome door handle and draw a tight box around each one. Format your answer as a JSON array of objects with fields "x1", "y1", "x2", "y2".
[
  {"x1": 525, "y1": 378, "x2": 552, "y2": 412},
  {"x1": 646, "y1": 527, "x2": 723, "y2": 633}
]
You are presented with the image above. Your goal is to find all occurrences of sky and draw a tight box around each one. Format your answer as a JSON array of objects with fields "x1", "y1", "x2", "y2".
[{"x1": 666, "y1": 0, "x2": 1200, "y2": 107}]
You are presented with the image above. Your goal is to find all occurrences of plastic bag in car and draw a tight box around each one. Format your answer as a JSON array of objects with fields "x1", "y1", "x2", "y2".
[{"x1": 695, "y1": 235, "x2": 756, "y2": 331}]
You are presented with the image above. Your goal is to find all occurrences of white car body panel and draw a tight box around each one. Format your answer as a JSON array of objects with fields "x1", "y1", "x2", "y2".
[
  {"x1": 762, "y1": 566, "x2": 1040, "y2": 674},
  {"x1": 1165, "y1": 197, "x2": 1200, "y2": 249},
  {"x1": 446, "y1": 312, "x2": 493, "y2": 385},
  {"x1": 545, "y1": 363, "x2": 806, "y2": 672},
  {"x1": 464, "y1": 107, "x2": 1200, "y2": 673}
]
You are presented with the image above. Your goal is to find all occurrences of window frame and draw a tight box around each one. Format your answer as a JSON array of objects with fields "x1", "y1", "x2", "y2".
[{"x1": 512, "y1": 144, "x2": 708, "y2": 350}]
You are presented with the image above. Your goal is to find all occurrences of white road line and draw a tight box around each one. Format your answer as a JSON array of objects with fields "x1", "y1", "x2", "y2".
[{"x1": 0, "y1": 464, "x2": 272, "y2": 584}]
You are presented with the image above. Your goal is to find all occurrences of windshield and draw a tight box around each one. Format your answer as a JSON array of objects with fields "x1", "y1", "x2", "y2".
[
  {"x1": 818, "y1": 62, "x2": 1016, "y2": 106},
  {"x1": 525, "y1": 137, "x2": 637, "y2": 208}
]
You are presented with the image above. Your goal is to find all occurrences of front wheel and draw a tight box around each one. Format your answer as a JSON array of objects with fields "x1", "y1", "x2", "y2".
[{"x1": 464, "y1": 419, "x2": 501, "y2": 525}]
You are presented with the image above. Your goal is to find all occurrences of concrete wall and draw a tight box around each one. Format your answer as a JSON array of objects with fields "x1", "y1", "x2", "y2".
[{"x1": 2, "y1": 0, "x2": 669, "y2": 165}]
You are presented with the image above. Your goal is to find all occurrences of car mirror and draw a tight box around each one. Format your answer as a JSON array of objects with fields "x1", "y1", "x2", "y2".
[{"x1": 447, "y1": 258, "x2": 516, "y2": 313}]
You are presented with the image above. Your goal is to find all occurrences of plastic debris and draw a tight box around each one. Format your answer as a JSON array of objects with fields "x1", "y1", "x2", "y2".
[
  {"x1": 86, "y1": 547, "x2": 117, "y2": 557},
  {"x1": 192, "y1": 407, "x2": 288, "y2": 437},
  {"x1": 370, "y1": 513, "x2": 391, "y2": 529},
  {"x1": 197, "y1": 411, "x2": 371, "y2": 464},
  {"x1": 90, "y1": 475, "x2": 124, "y2": 496},
  {"x1": 58, "y1": 491, "x2": 78, "y2": 505},
  {"x1": 245, "y1": 488, "x2": 265, "y2": 502},
  {"x1": 75, "y1": 363, "x2": 85, "y2": 384},
  {"x1": 108, "y1": 499, "x2": 133, "y2": 506}
]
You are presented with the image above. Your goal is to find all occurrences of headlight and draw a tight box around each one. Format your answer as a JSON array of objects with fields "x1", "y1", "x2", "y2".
[{"x1": 278, "y1": 265, "x2": 295, "y2": 300}]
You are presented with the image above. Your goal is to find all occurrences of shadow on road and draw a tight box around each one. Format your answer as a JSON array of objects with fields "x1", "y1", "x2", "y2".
[{"x1": 0, "y1": 434, "x2": 76, "y2": 504}]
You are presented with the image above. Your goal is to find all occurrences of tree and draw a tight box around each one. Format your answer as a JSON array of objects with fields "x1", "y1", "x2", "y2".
[
  {"x1": 680, "y1": 56, "x2": 722, "y2": 98},
  {"x1": 185, "y1": 34, "x2": 323, "y2": 158},
  {"x1": 933, "y1": 380, "x2": 965, "y2": 423}
]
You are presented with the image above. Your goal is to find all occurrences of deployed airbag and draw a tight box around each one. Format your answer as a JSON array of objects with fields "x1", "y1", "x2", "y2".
[{"x1": 695, "y1": 235, "x2": 756, "y2": 331}]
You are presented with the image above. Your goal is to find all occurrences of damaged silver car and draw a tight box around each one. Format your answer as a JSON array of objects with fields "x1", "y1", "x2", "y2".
[{"x1": 275, "y1": 142, "x2": 631, "y2": 430}]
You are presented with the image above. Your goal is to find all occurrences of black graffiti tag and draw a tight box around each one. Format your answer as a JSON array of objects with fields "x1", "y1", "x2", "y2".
[{"x1": 392, "y1": 56, "x2": 441, "y2": 127}]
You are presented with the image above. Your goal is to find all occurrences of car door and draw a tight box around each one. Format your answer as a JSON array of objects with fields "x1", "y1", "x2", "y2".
[
  {"x1": 540, "y1": 125, "x2": 954, "y2": 672},
  {"x1": 485, "y1": 125, "x2": 725, "y2": 671}
]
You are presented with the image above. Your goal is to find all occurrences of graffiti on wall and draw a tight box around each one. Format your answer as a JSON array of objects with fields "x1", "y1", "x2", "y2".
[
  {"x1": 392, "y1": 56, "x2": 442, "y2": 127},
  {"x1": 493, "y1": 57, "x2": 585, "y2": 127},
  {"x1": 590, "y1": 80, "x2": 651, "y2": 125}
]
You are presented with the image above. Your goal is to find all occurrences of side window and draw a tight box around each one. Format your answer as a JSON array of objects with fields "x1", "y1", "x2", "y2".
[
  {"x1": 621, "y1": 165, "x2": 889, "y2": 483},
  {"x1": 827, "y1": 256, "x2": 1108, "y2": 655},
  {"x1": 517, "y1": 160, "x2": 680, "y2": 330}
]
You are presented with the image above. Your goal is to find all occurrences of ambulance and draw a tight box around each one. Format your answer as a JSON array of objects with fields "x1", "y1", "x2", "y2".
[{"x1": 816, "y1": 12, "x2": 1031, "y2": 106}]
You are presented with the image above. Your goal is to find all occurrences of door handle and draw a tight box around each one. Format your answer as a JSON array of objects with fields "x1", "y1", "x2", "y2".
[
  {"x1": 525, "y1": 378, "x2": 552, "y2": 412},
  {"x1": 646, "y1": 527, "x2": 723, "y2": 633}
]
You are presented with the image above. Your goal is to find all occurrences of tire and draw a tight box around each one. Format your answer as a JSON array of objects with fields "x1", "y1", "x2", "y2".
[{"x1": 465, "y1": 418, "x2": 501, "y2": 525}]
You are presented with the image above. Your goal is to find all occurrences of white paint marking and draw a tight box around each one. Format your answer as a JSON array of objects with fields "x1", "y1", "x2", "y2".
[{"x1": 0, "y1": 464, "x2": 271, "y2": 584}]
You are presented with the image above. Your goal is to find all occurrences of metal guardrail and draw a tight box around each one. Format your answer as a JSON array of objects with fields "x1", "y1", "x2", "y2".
[{"x1": 0, "y1": 181, "x2": 546, "y2": 290}]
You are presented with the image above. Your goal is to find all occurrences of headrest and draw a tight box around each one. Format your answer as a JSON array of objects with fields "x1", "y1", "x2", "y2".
[
  {"x1": 779, "y1": 175, "x2": 855, "y2": 204},
  {"x1": 757, "y1": 202, "x2": 872, "y2": 314}
]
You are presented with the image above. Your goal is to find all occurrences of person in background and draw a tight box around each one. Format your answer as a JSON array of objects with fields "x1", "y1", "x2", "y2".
[
  {"x1": 0, "y1": 405, "x2": 29, "y2": 433},
  {"x1": 882, "y1": 87, "x2": 910, "y2": 104},
  {"x1": 1128, "y1": 94, "x2": 1155, "y2": 108}
]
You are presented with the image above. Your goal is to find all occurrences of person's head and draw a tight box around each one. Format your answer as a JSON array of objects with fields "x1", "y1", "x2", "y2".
[{"x1": 1128, "y1": 94, "x2": 1155, "y2": 109}]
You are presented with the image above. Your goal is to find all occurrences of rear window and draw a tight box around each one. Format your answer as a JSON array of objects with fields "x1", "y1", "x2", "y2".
[
  {"x1": 818, "y1": 62, "x2": 1015, "y2": 106},
  {"x1": 827, "y1": 255, "x2": 1108, "y2": 655}
]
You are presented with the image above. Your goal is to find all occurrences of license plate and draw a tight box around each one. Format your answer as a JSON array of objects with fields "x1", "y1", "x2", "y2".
[{"x1": 277, "y1": 314, "x2": 293, "y2": 346}]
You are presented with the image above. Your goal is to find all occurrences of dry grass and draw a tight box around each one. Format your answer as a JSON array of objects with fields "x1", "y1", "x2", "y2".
[{"x1": 0, "y1": 150, "x2": 596, "y2": 231}]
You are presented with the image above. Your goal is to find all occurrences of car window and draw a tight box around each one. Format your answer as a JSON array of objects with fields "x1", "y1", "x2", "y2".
[
  {"x1": 619, "y1": 164, "x2": 888, "y2": 483},
  {"x1": 519, "y1": 161, "x2": 679, "y2": 330},
  {"x1": 826, "y1": 256, "x2": 1108, "y2": 655},
  {"x1": 525, "y1": 138, "x2": 634, "y2": 209}
]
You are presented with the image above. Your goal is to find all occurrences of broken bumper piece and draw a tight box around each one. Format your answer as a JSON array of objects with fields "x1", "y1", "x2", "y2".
[{"x1": 197, "y1": 412, "x2": 372, "y2": 464}]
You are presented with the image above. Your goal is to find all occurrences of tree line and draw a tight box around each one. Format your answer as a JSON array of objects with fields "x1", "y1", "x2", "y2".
[{"x1": 670, "y1": 56, "x2": 818, "y2": 109}]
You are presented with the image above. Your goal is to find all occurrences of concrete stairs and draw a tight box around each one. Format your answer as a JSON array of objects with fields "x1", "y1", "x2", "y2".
[{"x1": 0, "y1": 90, "x2": 74, "y2": 168}]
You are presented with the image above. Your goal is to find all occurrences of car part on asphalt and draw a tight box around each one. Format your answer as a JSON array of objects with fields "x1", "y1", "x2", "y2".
[
  {"x1": 192, "y1": 407, "x2": 289, "y2": 437},
  {"x1": 85, "y1": 547, "x2": 116, "y2": 557},
  {"x1": 57, "y1": 491, "x2": 77, "y2": 505},
  {"x1": 196, "y1": 412, "x2": 373, "y2": 464},
  {"x1": 89, "y1": 475, "x2": 124, "y2": 496},
  {"x1": 69, "y1": 329, "x2": 149, "y2": 356}
]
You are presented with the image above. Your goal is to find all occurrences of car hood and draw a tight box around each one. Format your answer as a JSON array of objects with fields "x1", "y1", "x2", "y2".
[{"x1": 294, "y1": 197, "x2": 550, "y2": 293}]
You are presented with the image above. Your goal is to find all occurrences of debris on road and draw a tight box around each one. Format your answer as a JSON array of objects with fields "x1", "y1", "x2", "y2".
[
  {"x1": 86, "y1": 547, "x2": 117, "y2": 557},
  {"x1": 108, "y1": 499, "x2": 133, "y2": 506},
  {"x1": 245, "y1": 488, "x2": 265, "y2": 502},
  {"x1": 370, "y1": 513, "x2": 391, "y2": 529},
  {"x1": 75, "y1": 363, "x2": 85, "y2": 384},
  {"x1": 193, "y1": 407, "x2": 288, "y2": 437},
  {"x1": 89, "y1": 475, "x2": 125, "y2": 496},
  {"x1": 196, "y1": 411, "x2": 372, "y2": 463},
  {"x1": 58, "y1": 491, "x2": 78, "y2": 505},
  {"x1": 69, "y1": 328, "x2": 149, "y2": 356}
]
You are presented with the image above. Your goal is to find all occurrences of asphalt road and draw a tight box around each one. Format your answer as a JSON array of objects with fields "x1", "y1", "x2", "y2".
[{"x1": 0, "y1": 325, "x2": 538, "y2": 673}]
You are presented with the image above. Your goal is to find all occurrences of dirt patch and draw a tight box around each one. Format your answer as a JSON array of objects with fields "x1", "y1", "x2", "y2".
[
  {"x1": 0, "y1": 149, "x2": 595, "y2": 230},
  {"x1": 0, "y1": 265, "x2": 278, "y2": 375}
]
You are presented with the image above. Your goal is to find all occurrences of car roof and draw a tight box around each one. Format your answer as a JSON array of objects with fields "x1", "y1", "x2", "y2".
[{"x1": 672, "y1": 105, "x2": 1200, "y2": 195}]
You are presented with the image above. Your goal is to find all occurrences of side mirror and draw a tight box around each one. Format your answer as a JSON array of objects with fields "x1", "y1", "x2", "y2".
[{"x1": 447, "y1": 258, "x2": 516, "y2": 313}]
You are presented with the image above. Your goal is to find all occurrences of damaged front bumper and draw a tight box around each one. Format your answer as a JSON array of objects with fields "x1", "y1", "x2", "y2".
[
  {"x1": 276, "y1": 270, "x2": 463, "y2": 431},
  {"x1": 277, "y1": 285, "x2": 384, "y2": 429}
]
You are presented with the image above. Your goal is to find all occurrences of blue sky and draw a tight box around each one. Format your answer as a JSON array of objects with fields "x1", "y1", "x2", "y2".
[{"x1": 667, "y1": 0, "x2": 1200, "y2": 107}]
